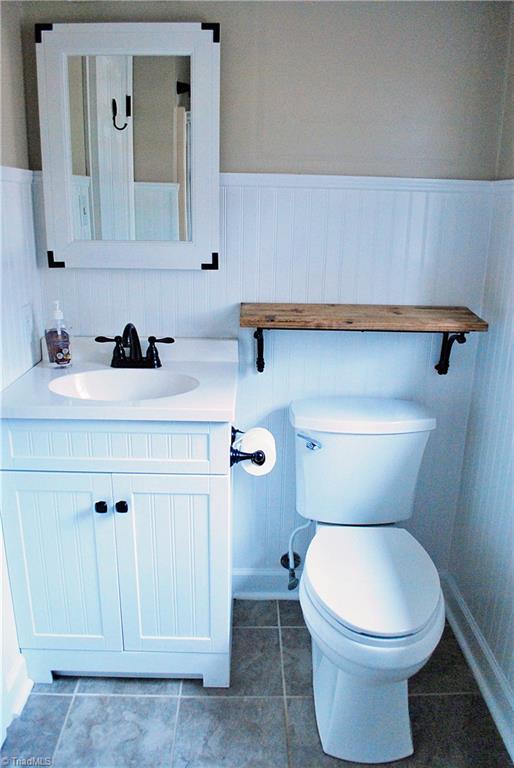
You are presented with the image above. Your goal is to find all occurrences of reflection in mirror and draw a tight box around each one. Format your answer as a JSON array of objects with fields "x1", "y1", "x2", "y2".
[{"x1": 68, "y1": 55, "x2": 191, "y2": 242}]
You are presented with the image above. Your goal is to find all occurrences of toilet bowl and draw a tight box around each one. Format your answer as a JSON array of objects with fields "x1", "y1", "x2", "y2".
[
  {"x1": 299, "y1": 526, "x2": 445, "y2": 764},
  {"x1": 289, "y1": 396, "x2": 444, "y2": 764}
]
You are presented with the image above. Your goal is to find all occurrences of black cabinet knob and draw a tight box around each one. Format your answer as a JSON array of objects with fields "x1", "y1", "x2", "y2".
[
  {"x1": 115, "y1": 500, "x2": 128, "y2": 514},
  {"x1": 94, "y1": 501, "x2": 108, "y2": 514}
]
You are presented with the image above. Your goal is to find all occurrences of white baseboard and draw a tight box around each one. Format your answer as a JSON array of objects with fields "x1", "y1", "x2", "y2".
[
  {"x1": 442, "y1": 573, "x2": 514, "y2": 761},
  {"x1": 232, "y1": 568, "x2": 301, "y2": 600},
  {"x1": 1, "y1": 655, "x2": 33, "y2": 746}
]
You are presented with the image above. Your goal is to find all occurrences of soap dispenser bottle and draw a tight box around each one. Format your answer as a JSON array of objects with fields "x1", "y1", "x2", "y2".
[{"x1": 45, "y1": 300, "x2": 72, "y2": 367}]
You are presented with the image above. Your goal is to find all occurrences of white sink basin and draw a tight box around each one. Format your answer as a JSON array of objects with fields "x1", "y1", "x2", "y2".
[{"x1": 48, "y1": 369, "x2": 199, "y2": 402}]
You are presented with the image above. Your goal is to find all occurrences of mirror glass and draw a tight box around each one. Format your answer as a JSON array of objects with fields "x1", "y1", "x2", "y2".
[{"x1": 68, "y1": 55, "x2": 191, "y2": 241}]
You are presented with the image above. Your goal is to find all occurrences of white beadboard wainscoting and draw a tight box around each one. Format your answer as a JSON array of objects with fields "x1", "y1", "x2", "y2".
[
  {"x1": 2, "y1": 166, "x2": 513, "y2": 755},
  {"x1": 0, "y1": 166, "x2": 38, "y2": 742},
  {"x1": 0, "y1": 167, "x2": 42, "y2": 390},
  {"x1": 444, "y1": 180, "x2": 514, "y2": 760},
  {"x1": 36, "y1": 172, "x2": 492, "y2": 590},
  {"x1": 33, "y1": 175, "x2": 181, "y2": 242},
  {"x1": 134, "y1": 183, "x2": 180, "y2": 241}
]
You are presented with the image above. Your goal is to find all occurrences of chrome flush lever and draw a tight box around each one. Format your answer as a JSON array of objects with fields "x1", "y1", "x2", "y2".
[{"x1": 296, "y1": 433, "x2": 322, "y2": 451}]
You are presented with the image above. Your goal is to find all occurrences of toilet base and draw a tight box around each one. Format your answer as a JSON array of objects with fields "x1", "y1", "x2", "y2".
[{"x1": 312, "y1": 641, "x2": 414, "y2": 764}]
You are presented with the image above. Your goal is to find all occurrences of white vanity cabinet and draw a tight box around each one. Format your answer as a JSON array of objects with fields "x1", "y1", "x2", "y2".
[
  {"x1": 1, "y1": 419, "x2": 232, "y2": 686},
  {"x1": 1, "y1": 470, "x2": 123, "y2": 652},
  {"x1": 114, "y1": 472, "x2": 230, "y2": 654}
]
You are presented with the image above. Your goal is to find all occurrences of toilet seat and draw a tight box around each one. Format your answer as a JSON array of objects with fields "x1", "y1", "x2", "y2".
[{"x1": 304, "y1": 526, "x2": 441, "y2": 639}]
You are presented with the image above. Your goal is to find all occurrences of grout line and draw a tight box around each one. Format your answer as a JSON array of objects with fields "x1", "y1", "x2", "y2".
[
  {"x1": 84, "y1": 691, "x2": 181, "y2": 698},
  {"x1": 281, "y1": 695, "x2": 313, "y2": 700},
  {"x1": 36, "y1": 690, "x2": 480, "y2": 700},
  {"x1": 179, "y1": 693, "x2": 288, "y2": 699},
  {"x1": 39, "y1": 691, "x2": 182, "y2": 699},
  {"x1": 30, "y1": 689, "x2": 316, "y2": 700},
  {"x1": 233, "y1": 624, "x2": 305, "y2": 630},
  {"x1": 277, "y1": 600, "x2": 293, "y2": 768},
  {"x1": 31, "y1": 686, "x2": 481, "y2": 700},
  {"x1": 169, "y1": 688, "x2": 182, "y2": 768},
  {"x1": 232, "y1": 625, "x2": 279, "y2": 630},
  {"x1": 408, "y1": 691, "x2": 482, "y2": 698},
  {"x1": 51, "y1": 687, "x2": 76, "y2": 764},
  {"x1": 31, "y1": 691, "x2": 75, "y2": 697}
]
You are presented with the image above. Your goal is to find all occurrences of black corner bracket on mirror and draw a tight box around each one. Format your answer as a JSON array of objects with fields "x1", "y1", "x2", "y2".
[
  {"x1": 35, "y1": 23, "x2": 53, "y2": 43},
  {"x1": 201, "y1": 253, "x2": 219, "y2": 271},
  {"x1": 201, "y1": 23, "x2": 220, "y2": 43},
  {"x1": 47, "y1": 251, "x2": 65, "y2": 269}
]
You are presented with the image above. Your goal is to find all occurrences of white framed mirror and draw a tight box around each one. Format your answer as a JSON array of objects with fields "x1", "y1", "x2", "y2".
[{"x1": 36, "y1": 23, "x2": 220, "y2": 270}]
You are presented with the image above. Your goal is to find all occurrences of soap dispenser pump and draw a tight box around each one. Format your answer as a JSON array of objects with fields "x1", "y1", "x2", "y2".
[{"x1": 45, "y1": 300, "x2": 72, "y2": 367}]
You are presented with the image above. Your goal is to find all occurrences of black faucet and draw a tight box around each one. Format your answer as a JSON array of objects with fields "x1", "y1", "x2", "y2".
[
  {"x1": 95, "y1": 323, "x2": 175, "y2": 368},
  {"x1": 122, "y1": 323, "x2": 143, "y2": 363}
]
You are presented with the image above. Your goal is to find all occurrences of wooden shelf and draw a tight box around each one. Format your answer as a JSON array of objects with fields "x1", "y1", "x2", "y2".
[
  {"x1": 239, "y1": 303, "x2": 488, "y2": 375},
  {"x1": 240, "y1": 303, "x2": 488, "y2": 333}
]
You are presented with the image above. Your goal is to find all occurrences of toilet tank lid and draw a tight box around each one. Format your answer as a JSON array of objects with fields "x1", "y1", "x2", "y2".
[{"x1": 289, "y1": 397, "x2": 436, "y2": 434}]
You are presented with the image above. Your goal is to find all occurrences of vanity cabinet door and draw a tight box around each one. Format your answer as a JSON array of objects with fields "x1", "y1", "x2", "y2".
[
  {"x1": 113, "y1": 473, "x2": 231, "y2": 653},
  {"x1": 1, "y1": 471, "x2": 123, "y2": 651}
]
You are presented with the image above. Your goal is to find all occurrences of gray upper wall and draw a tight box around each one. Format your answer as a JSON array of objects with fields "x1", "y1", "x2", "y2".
[
  {"x1": 2, "y1": 0, "x2": 513, "y2": 179},
  {"x1": 1, "y1": 1, "x2": 29, "y2": 169},
  {"x1": 496, "y1": 6, "x2": 514, "y2": 179}
]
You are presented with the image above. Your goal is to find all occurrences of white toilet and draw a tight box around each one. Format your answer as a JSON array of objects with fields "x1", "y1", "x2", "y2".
[{"x1": 290, "y1": 396, "x2": 445, "y2": 765}]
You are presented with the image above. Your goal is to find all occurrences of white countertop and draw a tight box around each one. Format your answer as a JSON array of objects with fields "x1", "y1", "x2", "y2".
[{"x1": 1, "y1": 337, "x2": 239, "y2": 422}]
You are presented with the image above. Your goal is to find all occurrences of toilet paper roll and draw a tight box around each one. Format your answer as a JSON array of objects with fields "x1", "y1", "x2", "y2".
[{"x1": 233, "y1": 427, "x2": 276, "y2": 476}]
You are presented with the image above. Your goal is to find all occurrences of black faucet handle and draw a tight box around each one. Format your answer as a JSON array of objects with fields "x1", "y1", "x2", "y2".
[
  {"x1": 95, "y1": 335, "x2": 125, "y2": 365},
  {"x1": 146, "y1": 336, "x2": 175, "y2": 368},
  {"x1": 95, "y1": 335, "x2": 118, "y2": 343}
]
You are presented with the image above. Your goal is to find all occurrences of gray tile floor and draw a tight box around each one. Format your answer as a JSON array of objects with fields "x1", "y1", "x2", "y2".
[{"x1": 2, "y1": 600, "x2": 511, "y2": 768}]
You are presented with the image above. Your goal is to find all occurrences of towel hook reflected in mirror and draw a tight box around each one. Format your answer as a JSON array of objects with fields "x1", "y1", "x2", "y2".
[{"x1": 111, "y1": 96, "x2": 131, "y2": 131}]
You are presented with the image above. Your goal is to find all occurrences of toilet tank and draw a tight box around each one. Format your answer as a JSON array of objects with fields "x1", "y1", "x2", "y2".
[{"x1": 289, "y1": 397, "x2": 436, "y2": 525}]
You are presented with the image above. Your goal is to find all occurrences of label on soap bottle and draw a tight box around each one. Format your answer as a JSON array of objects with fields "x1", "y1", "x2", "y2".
[{"x1": 45, "y1": 328, "x2": 72, "y2": 367}]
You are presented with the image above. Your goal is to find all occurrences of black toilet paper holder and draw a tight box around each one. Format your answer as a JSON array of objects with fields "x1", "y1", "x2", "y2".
[{"x1": 230, "y1": 427, "x2": 266, "y2": 467}]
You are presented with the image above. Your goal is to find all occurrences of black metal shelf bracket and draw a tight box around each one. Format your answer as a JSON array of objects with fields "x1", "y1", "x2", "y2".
[
  {"x1": 435, "y1": 332, "x2": 467, "y2": 375},
  {"x1": 254, "y1": 328, "x2": 265, "y2": 373},
  {"x1": 250, "y1": 326, "x2": 470, "y2": 375}
]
